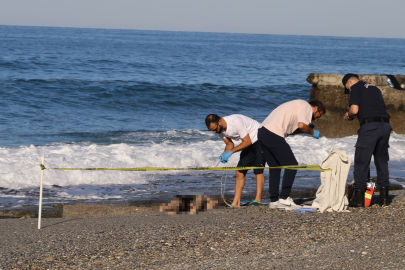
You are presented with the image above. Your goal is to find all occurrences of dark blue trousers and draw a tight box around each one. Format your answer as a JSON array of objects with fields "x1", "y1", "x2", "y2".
[
  {"x1": 354, "y1": 122, "x2": 391, "y2": 189},
  {"x1": 258, "y1": 127, "x2": 298, "y2": 202}
]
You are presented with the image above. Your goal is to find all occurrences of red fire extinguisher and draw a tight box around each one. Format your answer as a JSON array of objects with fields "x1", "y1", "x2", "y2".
[{"x1": 364, "y1": 179, "x2": 376, "y2": 207}]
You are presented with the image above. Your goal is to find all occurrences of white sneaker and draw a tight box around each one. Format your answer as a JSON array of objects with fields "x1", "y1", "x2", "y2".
[
  {"x1": 269, "y1": 201, "x2": 278, "y2": 209},
  {"x1": 277, "y1": 197, "x2": 302, "y2": 210}
]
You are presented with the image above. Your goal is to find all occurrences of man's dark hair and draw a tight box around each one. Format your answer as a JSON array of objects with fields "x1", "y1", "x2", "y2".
[
  {"x1": 308, "y1": 100, "x2": 326, "y2": 114},
  {"x1": 205, "y1": 114, "x2": 221, "y2": 128}
]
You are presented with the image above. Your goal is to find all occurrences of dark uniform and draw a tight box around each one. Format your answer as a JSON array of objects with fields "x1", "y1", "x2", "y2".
[{"x1": 349, "y1": 81, "x2": 391, "y2": 190}]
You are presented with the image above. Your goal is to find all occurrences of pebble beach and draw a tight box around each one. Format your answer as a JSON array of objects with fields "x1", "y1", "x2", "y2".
[{"x1": 1, "y1": 190, "x2": 405, "y2": 269}]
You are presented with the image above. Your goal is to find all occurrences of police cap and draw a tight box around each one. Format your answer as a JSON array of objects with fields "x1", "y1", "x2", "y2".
[{"x1": 342, "y1": 73, "x2": 359, "y2": 94}]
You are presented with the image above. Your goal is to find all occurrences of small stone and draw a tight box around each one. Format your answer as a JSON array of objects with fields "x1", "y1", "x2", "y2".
[
  {"x1": 362, "y1": 252, "x2": 368, "y2": 255},
  {"x1": 45, "y1": 256, "x2": 54, "y2": 262},
  {"x1": 93, "y1": 262, "x2": 103, "y2": 265},
  {"x1": 117, "y1": 252, "x2": 125, "y2": 256},
  {"x1": 398, "y1": 243, "x2": 403, "y2": 247},
  {"x1": 350, "y1": 250, "x2": 355, "y2": 253}
]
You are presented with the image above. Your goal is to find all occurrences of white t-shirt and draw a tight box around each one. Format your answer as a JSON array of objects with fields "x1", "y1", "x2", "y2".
[
  {"x1": 260, "y1": 99, "x2": 313, "y2": 138},
  {"x1": 218, "y1": 114, "x2": 260, "y2": 143}
]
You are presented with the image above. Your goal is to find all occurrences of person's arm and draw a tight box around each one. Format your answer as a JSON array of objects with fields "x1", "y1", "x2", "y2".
[
  {"x1": 344, "y1": 105, "x2": 359, "y2": 120},
  {"x1": 229, "y1": 134, "x2": 251, "y2": 153},
  {"x1": 218, "y1": 135, "x2": 252, "y2": 164},
  {"x1": 218, "y1": 137, "x2": 235, "y2": 164},
  {"x1": 230, "y1": 117, "x2": 251, "y2": 152},
  {"x1": 296, "y1": 104, "x2": 319, "y2": 138},
  {"x1": 290, "y1": 128, "x2": 302, "y2": 135},
  {"x1": 291, "y1": 123, "x2": 316, "y2": 136},
  {"x1": 345, "y1": 86, "x2": 360, "y2": 121},
  {"x1": 297, "y1": 122, "x2": 314, "y2": 135},
  {"x1": 222, "y1": 137, "x2": 234, "y2": 152}
]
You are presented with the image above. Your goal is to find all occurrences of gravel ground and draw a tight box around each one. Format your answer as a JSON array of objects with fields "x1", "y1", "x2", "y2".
[{"x1": 1, "y1": 190, "x2": 405, "y2": 269}]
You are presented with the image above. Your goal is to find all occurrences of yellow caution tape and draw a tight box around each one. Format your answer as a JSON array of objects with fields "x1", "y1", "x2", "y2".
[{"x1": 39, "y1": 164, "x2": 331, "y2": 171}]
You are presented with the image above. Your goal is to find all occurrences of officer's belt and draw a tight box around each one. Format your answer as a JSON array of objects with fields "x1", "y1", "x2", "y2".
[{"x1": 360, "y1": 117, "x2": 389, "y2": 127}]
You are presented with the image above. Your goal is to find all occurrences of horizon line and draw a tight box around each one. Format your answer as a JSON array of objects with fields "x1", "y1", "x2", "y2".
[{"x1": 1, "y1": 24, "x2": 404, "y2": 40}]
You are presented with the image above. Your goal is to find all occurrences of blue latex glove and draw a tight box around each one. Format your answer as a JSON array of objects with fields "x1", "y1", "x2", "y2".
[
  {"x1": 312, "y1": 130, "x2": 321, "y2": 139},
  {"x1": 309, "y1": 123, "x2": 316, "y2": 129},
  {"x1": 219, "y1": 151, "x2": 233, "y2": 164}
]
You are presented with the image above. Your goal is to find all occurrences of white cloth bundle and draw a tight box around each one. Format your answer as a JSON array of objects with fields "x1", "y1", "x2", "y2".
[{"x1": 312, "y1": 149, "x2": 351, "y2": 213}]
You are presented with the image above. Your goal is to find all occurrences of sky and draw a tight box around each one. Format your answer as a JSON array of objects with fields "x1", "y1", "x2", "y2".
[{"x1": 1, "y1": 0, "x2": 405, "y2": 39}]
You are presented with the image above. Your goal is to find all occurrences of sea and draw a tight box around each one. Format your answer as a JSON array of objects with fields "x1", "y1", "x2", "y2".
[{"x1": 1, "y1": 25, "x2": 405, "y2": 211}]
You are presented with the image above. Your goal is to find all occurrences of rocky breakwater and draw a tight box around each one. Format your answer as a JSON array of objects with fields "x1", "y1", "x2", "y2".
[{"x1": 307, "y1": 73, "x2": 405, "y2": 138}]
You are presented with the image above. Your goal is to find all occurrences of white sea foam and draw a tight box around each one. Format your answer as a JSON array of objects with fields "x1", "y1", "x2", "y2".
[{"x1": 1, "y1": 132, "x2": 405, "y2": 190}]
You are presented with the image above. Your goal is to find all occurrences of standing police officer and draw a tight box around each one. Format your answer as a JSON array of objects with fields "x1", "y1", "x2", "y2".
[{"x1": 342, "y1": 73, "x2": 392, "y2": 207}]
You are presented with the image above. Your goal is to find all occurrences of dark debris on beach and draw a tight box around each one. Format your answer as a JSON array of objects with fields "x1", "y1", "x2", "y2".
[{"x1": 1, "y1": 190, "x2": 405, "y2": 269}]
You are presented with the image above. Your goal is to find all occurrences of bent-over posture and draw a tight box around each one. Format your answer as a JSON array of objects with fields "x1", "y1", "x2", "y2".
[
  {"x1": 206, "y1": 114, "x2": 265, "y2": 207},
  {"x1": 258, "y1": 99, "x2": 325, "y2": 210}
]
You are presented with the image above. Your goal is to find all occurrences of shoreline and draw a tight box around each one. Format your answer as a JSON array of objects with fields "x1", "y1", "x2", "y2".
[
  {"x1": 0, "y1": 186, "x2": 335, "y2": 219},
  {"x1": 1, "y1": 184, "x2": 403, "y2": 219},
  {"x1": 0, "y1": 189, "x2": 404, "y2": 269}
]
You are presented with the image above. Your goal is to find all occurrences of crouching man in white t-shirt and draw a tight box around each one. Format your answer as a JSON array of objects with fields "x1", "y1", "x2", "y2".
[{"x1": 205, "y1": 114, "x2": 265, "y2": 207}]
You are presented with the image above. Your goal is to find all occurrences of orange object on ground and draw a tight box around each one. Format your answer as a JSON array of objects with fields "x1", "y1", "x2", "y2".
[{"x1": 364, "y1": 179, "x2": 376, "y2": 207}]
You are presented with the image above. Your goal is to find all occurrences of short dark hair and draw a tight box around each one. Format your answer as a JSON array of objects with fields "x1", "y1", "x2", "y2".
[
  {"x1": 308, "y1": 100, "x2": 326, "y2": 114},
  {"x1": 205, "y1": 114, "x2": 221, "y2": 129}
]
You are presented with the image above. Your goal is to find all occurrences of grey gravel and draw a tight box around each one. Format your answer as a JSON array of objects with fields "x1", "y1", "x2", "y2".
[{"x1": 1, "y1": 190, "x2": 405, "y2": 269}]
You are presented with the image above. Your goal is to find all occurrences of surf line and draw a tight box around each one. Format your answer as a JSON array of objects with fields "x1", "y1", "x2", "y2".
[{"x1": 39, "y1": 164, "x2": 331, "y2": 172}]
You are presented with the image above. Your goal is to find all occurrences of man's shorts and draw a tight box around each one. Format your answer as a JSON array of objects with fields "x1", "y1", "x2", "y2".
[{"x1": 237, "y1": 141, "x2": 265, "y2": 176}]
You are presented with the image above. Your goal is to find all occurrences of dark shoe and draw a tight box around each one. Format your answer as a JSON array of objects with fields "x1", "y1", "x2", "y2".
[
  {"x1": 349, "y1": 189, "x2": 365, "y2": 207},
  {"x1": 247, "y1": 200, "x2": 262, "y2": 206},
  {"x1": 375, "y1": 186, "x2": 389, "y2": 206}
]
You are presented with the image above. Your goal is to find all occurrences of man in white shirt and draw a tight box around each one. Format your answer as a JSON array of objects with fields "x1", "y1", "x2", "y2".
[
  {"x1": 258, "y1": 99, "x2": 325, "y2": 210},
  {"x1": 205, "y1": 114, "x2": 265, "y2": 207}
]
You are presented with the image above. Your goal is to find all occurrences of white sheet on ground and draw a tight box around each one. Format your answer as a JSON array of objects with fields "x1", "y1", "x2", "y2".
[{"x1": 312, "y1": 149, "x2": 351, "y2": 213}]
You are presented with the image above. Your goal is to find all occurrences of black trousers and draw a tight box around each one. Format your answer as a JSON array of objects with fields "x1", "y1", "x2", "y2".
[
  {"x1": 354, "y1": 122, "x2": 391, "y2": 189},
  {"x1": 258, "y1": 127, "x2": 298, "y2": 202}
]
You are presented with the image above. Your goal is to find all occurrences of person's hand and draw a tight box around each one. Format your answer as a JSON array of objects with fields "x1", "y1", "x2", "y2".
[
  {"x1": 309, "y1": 123, "x2": 315, "y2": 129},
  {"x1": 312, "y1": 130, "x2": 321, "y2": 139},
  {"x1": 344, "y1": 112, "x2": 355, "y2": 121},
  {"x1": 219, "y1": 151, "x2": 233, "y2": 163}
]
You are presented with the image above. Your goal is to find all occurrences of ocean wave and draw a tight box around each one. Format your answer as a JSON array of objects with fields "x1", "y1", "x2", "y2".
[{"x1": 1, "y1": 133, "x2": 405, "y2": 189}]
